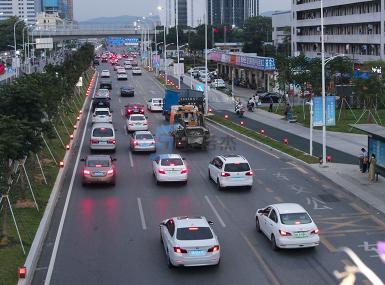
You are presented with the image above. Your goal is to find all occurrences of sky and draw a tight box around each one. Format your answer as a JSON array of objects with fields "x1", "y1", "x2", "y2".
[{"x1": 74, "y1": 0, "x2": 291, "y2": 21}]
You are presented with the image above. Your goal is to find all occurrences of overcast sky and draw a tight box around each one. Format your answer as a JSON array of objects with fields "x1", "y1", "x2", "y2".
[{"x1": 74, "y1": 0, "x2": 291, "y2": 21}]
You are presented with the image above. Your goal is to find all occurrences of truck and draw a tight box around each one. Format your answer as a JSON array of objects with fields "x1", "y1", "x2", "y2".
[
  {"x1": 162, "y1": 89, "x2": 204, "y2": 121},
  {"x1": 169, "y1": 105, "x2": 210, "y2": 149}
]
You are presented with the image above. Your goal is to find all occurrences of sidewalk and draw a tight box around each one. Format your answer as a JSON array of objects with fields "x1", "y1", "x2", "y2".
[{"x1": 310, "y1": 163, "x2": 385, "y2": 214}]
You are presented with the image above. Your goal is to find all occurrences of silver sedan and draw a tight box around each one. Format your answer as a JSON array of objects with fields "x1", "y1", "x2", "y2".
[{"x1": 130, "y1": 131, "x2": 156, "y2": 152}]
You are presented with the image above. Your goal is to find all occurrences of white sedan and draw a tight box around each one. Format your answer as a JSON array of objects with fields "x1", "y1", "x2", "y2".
[
  {"x1": 152, "y1": 154, "x2": 188, "y2": 185},
  {"x1": 132, "y1": 67, "x2": 142, "y2": 75},
  {"x1": 211, "y1": 79, "x2": 226, "y2": 89},
  {"x1": 147, "y1": 98, "x2": 163, "y2": 112},
  {"x1": 255, "y1": 203, "x2": 320, "y2": 250},
  {"x1": 160, "y1": 216, "x2": 220, "y2": 267},
  {"x1": 100, "y1": 70, "x2": 110, "y2": 78},
  {"x1": 92, "y1": 108, "x2": 112, "y2": 124},
  {"x1": 126, "y1": 114, "x2": 148, "y2": 132}
]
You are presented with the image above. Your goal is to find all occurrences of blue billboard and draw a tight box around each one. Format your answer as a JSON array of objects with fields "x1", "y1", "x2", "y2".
[
  {"x1": 43, "y1": 0, "x2": 58, "y2": 8},
  {"x1": 106, "y1": 37, "x2": 139, "y2": 46},
  {"x1": 312, "y1": 96, "x2": 336, "y2": 127},
  {"x1": 369, "y1": 137, "x2": 385, "y2": 168}
]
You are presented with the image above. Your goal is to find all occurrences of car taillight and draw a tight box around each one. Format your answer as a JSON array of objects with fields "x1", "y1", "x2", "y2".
[
  {"x1": 107, "y1": 169, "x2": 114, "y2": 175},
  {"x1": 108, "y1": 140, "x2": 116, "y2": 144},
  {"x1": 208, "y1": 245, "x2": 220, "y2": 252},
  {"x1": 151, "y1": 141, "x2": 155, "y2": 145},
  {"x1": 143, "y1": 122, "x2": 148, "y2": 125},
  {"x1": 91, "y1": 139, "x2": 98, "y2": 144},
  {"x1": 279, "y1": 230, "x2": 291, "y2": 236},
  {"x1": 246, "y1": 171, "x2": 253, "y2": 176},
  {"x1": 173, "y1": 247, "x2": 187, "y2": 254},
  {"x1": 311, "y1": 228, "x2": 319, "y2": 235},
  {"x1": 128, "y1": 123, "x2": 134, "y2": 126},
  {"x1": 140, "y1": 109, "x2": 144, "y2": 113},
  {"x1": 221, "y1": 172, "x2": 230, "y2": 177},
  {"x1": 181, "y1": 168, "x2": 188, "y2": 174},
  {"x1": 158, "y1": 168, "x2": 166, "y2": 174},
  {"x1": 83, "y1": 170, "x2": 90, "y2": 175}
]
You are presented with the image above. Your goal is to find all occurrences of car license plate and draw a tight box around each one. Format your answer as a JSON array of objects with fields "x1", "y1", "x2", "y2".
[
  {"x1": 99, "y1": 141, "x2": 107, "y2": 145},
  {"x1": 294, "y1": 232, "x2": 309, "y2": 238},
  {"x1": 93, "y1": 172, "x2": 104, "y2": 176},
  {"x1": 190, "y1": 250, "x2": 205, "y2": 256},
  {"x1": 141, "y1": 143, "x2": 149, "y2": 147}
]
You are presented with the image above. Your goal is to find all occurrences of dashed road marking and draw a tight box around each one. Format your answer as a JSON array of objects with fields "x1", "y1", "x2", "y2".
[
  {"x1": 320, "y1": 236, "x2": 337, "y2": 252},
  {"x1": 265, "y1": 187, "x2": 274, "y2": 193},
  {"x1": 137, "y1": 197, "x2": 147, "y2": 230},
  {"x1": 241, "y1": 232, "x2": 282, "y2": 285},
  {"x1": 274, "y1": 196, "x2": 284, "y2": 203},
  {"x1": 128, "y1": 151, "x2": 134, "y2": 168},
  {"x1": 204, "y1": 195, "x2": 226, "y2": 228},
  {"x1": 286, "y1": 162, "x2": 309, "y2": 174},
  {"x1": 215, "y1": 195, "x2": 228, "y2": 211}
]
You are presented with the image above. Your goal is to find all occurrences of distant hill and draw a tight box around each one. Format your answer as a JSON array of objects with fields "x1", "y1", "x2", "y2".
[
  {"x1": 79, "y1": 15, "x2": 160, "y2": 25},
  {"x1": 260, "y1": 11, "x2": 275, "y2": 17}
]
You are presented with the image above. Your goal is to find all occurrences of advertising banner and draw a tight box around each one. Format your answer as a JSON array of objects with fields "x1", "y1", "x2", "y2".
[{"x1": 312, "y1": 96, "x2": 336, "y2": 127}]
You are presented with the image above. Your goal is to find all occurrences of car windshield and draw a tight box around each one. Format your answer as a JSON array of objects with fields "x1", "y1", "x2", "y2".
[
  {"x1": 97, "y1": 90, "x2": 109, "y2": 96},
  {"x1": 161, "y1": 158, "x2": 183, "y2": 166},
  {"x1": 280, "y1": 213, "x2": 312, "y2": 225},
  {"x1": 130, "y1": 116, "x2": 145, "y2": 121},
  {"x1": 95, "y1": 111, "x2": 109, "y2": 116},
  {"x1": 136, "y1": 134, "x2": 153, "y2": 140},
  {"x1": 176, "y1": 227, "x2": 213, "y2": 240},
  {"x1": 224, "y1": 163, "x2": 250, "y2": 172},
  {"x1": 93, "y1": 128, "x2": 113, "y2": 137},
  {"x1": 87, "y1": 159, "x2": 110, "y2": 167},
  {"x1": 153, "y1": 99, "x2": 162, "y2": 103}
]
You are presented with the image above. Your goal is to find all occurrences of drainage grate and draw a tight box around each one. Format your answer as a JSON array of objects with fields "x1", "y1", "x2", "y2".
[{"x1": 318, "y1": 194, "x2": 340, "y2": 203}]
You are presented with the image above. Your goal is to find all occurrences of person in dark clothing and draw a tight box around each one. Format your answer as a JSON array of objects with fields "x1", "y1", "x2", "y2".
[
  {"x1": 362, "y1": 148, "x2": 368, "y2": 173},
  {"x1": 268, "y1": 100, "x2": 273, "y2": 112}
]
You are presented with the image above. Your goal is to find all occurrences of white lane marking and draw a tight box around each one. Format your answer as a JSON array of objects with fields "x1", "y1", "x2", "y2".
[
  {"x1": 128, "y1": 150, "x2": 134, "y2": 168},
  {"x1": 118, "y1": 97, "x2": 121, "y2": 104},
  {"x1": 208, "y1": 122, "x2": 280, "y2": 159},
  {"x1": 44, "y1": 74, "x2": 98, "y2": 285},
  {"x1": 286, "y1": 162, "x2": 309, "y2": 174},
  {"x1": 204, "y1": 195, "x2": 226, "y2": 228},
  {"x1": 121, "y1": 108, "x2": 124, "y2": 117},
  {"x1": 137, "y1": 197, "x2": 147, "y2": 230}
]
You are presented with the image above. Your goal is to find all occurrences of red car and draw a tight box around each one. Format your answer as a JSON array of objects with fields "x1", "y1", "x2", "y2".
[
  {"x1": 0, "y1": 64, "x2": 5, "y2": 75},
  {"x1": 125, "y1": 103, "x2": 145, "y2": 117}
]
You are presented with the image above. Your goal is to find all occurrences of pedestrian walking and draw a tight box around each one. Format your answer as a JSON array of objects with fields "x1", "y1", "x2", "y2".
[
  {"x1": 362, "y1": 148, "x2": 368, "y2": 173},
  {"x1": 268, "y1": 100, "x2": 273, "y2": 112},
  {"x1": 368, "y1": 154, "x2": 377, "y2": 181},
  {"x1": 359, "y1": 148, "x2": 365, "y2": 171}
]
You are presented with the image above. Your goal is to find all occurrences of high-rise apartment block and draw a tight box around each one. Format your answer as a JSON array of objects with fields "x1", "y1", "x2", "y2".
[{"x1": 292, "y1": 0, "x2": 384, "y2": 62}]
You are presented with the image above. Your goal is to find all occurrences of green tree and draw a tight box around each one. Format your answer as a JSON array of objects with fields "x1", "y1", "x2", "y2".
[
  {"x1": 242, "y1": 16, "x2": 273, "y2": 55},
  {"x1": 0, "y1": 16, "x2": 25, "y2": 52}
]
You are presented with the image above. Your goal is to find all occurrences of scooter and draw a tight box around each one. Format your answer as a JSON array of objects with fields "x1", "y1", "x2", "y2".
[
  {"x1": 247, "y1": 102, "x2": 255, "y2": 112},
  {"x1": 235, "y1": 105, "x2": 245, "y2": 117}
]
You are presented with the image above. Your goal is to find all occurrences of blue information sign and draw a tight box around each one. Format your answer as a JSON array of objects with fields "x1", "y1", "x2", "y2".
[
  {"x1": 312, "y1": 96, "x2": 336, "y2": 127},
  {"x1": 195, "y1": 83, "x2": 205, "y2": 92}
]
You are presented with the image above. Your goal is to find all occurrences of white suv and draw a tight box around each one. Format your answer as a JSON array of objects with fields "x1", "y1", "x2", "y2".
[{"x1": 208, "y1": 155, "x2": 253, "y2": 190}]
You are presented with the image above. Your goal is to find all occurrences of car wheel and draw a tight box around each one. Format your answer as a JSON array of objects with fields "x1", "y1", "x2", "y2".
[
  {"x1": 160, "y1": 232, "x2": 163, "y2": 244},
  {"x1": 182, "y1": 180, "x2": 188, "y2": 185},
  {"x1": 271, "y1": 235, "x2": 279, "y2": 251},
  {"x1": 255, "y1": 217, "x2": 261, "y2": 232},
  {"x1": 156, "y1": 178, "x2": 161, "y2": 185},
  {"x1": 247, "y1": 185, "x2": 252, "y2": 191},
  {"x1": 111, "y1": 179, "x2": 116, "y2": 186},
  {"x1": 217, "y1": 179, "x2": 223, "y2": 191}
]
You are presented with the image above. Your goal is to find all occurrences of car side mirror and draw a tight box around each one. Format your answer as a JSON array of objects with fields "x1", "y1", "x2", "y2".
[
  {"x1": 110, "y1": 110, "x2": 113, "y2": 113},
  {"x1": 182, "y1": 157, "x2": 186, "y2": 160},
  {"x1": 257, "y1": 209, "x2": 263, "y2": 214},
  {"x1": 80, "y1": 158, "x2": 85, "y2": 161},
  {"x1": 112, "y1": 158, "x2": 117, "y2": 161},
  {"x1": 208, "y1": 220, "x2": 214, "y2": 225},
  {"x1": 160, "y1": 222, "x2": 166, "y2": 226}
]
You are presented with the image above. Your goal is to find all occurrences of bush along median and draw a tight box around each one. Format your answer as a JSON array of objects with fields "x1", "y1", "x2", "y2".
[
  {"x1": 0, "y1": 43, "x2": 95, "y2": 285},
  {"x1": 207, "y1": 115, "x2": 320, "y2": 164}
]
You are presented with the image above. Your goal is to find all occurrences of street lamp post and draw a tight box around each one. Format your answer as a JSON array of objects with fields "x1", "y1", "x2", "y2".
[
  {"x1": 176, "y1": 0, "x2": 181, "y2": 88},
  {"x1": 14, "y1": 18, "x2": 27, "y2": 77},
  {"x1": 147, "y1": 15, "x2": 158, "y2": 73},
  {"x1": 320, "y1": 0, "x2": 327, "y2": 166},
  {"x1": 204, "y1": 0, "x2": 208, "y2": 114},
  {"x1": 158, "y1": 5, "x2": 167, "y2": 83}
]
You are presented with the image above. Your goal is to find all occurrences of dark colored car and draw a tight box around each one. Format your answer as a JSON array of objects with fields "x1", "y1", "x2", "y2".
[
  {"x1": 93, "y1": 59, "x2": 100, "y2": 65},
  {"x1": 100, "y1": 79, "x2": 112, "y2": 90},
  {"x1": 120, "y1": 86, "x2": 135, "y2": 97},
  {"x1": 259, "y1": 92, "x2": 285, "y2": 103},
  {"x1": 125, "y1": 103, "x2": 145, "y2": 117},
  {"x1": 92, "y1": 97, "x2": 111, "y2": 111}
]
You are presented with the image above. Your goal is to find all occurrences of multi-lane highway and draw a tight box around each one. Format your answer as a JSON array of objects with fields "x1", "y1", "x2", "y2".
[{"x1": 32, "y1": 51, "x2": 385, "y2": 285}]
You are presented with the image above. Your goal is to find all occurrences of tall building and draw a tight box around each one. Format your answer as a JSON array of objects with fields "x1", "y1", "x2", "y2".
[
  {"x1": 208, "y1": 0, "x2": 259, "y2": 27},
  {"x1": 42, "y1": 0, "x2": 59, "y2": 13},
  {"x1": 177, "y1": 0, "x2": 187, "y2": 26},
  {"x1": 292, "y1": 0, "x2": 383, "y2": 63},
  {"x1": 0, "y1": 0, "x2": 38, "y2": 24},
  {"x1": 160, "y1": 0, "x2": 201, "y2": 27},
  {"x1": 58, "y1": 0, "x2": 73, "y2": 21},
  {"x1": 272, "y1": 11, "x2": 291, "y2": 47}
]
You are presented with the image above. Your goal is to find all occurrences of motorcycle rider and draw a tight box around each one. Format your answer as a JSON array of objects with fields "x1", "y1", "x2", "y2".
[
  {"x1": 247, "y1": 97, "x2": 255, "y2": 111},
  {"x1": 235, "y1": 101, "x2": 244, "y2": 114}
]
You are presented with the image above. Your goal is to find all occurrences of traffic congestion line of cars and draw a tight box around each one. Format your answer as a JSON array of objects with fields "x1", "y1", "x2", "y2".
[{"x1": 81, "y1": 49, "x2": 321, "y2": 268}]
